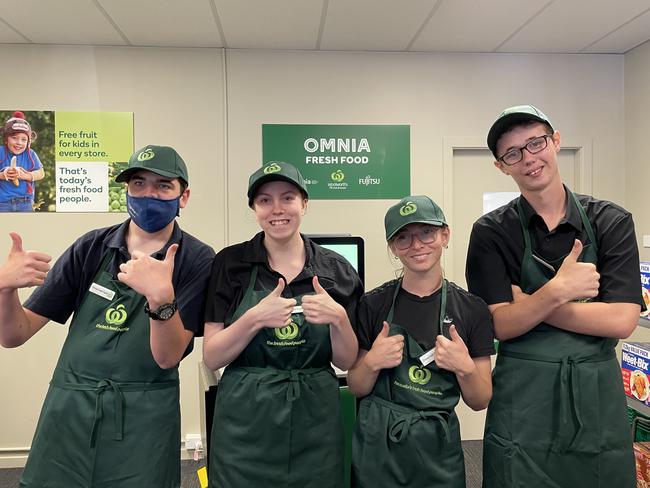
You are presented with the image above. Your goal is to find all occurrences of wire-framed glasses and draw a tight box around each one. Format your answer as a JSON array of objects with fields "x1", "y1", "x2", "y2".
[
  {"x1": 393, "y1": 226, "x2": 439, "y2": 250},
  {"x1": 497, "y1": 134, "x2": 552, "y2": 166}
]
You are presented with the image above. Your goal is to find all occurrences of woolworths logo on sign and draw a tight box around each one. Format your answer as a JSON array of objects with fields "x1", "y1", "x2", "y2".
[{"x1": 262, "y1": 124, "x2": 410, "y2": 200}]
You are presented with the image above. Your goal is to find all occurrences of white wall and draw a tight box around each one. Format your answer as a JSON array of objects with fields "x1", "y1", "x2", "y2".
[
  {"x1": 0, "y1": 45, "x2": 225, "y2": 467},
  {"x1": 625, "y1": 40, "x2": 650, "y2": 263},
  {"x1": 225, "y1": 49, "x2": 625, "y2": 289},
  {"x1": 0, "y1": 45, "x2": 632, "y2": 466}
]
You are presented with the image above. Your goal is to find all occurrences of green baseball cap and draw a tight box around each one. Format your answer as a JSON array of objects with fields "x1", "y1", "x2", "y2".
[
  {"x1": 487, "y1": 105, "x2": 553, "y2": 158},
  {"x1": 115, "y1": 145, "x2": 189, "y2": 184},
  {"x1": 384, "y1": 195, "x2": 447, "y2": 240},
  {"x1": 247, "y1": 161, "x2": 308, "y2": 206}
]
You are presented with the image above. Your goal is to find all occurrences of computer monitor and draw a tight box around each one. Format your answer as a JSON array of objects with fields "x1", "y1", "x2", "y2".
[{"x1": 307, "y1": 235, "x2": 365, "y2": 286}]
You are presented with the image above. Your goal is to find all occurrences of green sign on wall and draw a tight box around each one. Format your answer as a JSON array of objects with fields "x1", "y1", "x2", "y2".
[{"x1": 262, "y1": 124, "x2": 410, "y2": 199}]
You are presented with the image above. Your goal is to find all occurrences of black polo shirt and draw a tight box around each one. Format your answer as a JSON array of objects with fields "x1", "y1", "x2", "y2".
[
  {"x1": 355, "y1": 279, "x2": 495, "y2": 358},
  {"x1": 204, "y1": 232, "x2": 363, "y2": 326},
  {"x1": 25, "y1": 220, "x2": 215, "y2": 337},
  {"x1": 466, "y1": 188, "x2": 644, "y2": 308}
]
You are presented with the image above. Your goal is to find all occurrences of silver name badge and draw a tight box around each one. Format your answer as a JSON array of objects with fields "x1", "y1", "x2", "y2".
[
  {"x1": 89, "y1": 282, "x2": 115, "y2": 301},
  {"x1": 292, "y1": 305, "x2": 304, "y2": 314},
  {"x1": 419, "y1": 348, "x2": 436, "y2": 367}
]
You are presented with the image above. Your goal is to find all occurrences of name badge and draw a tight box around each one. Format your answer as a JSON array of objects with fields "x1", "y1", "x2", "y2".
[
  {"x1": 292, "y1": 305, "x2": 303, "y2": 314},
  {"x1": 89, "y1": 282, "x2": 115, "y2": 301},
  {"x1": 419, "y1": 348, "x2": 436, "y2": 367}
]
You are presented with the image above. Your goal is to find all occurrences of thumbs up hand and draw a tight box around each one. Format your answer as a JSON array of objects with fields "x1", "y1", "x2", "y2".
[
  {"x1": 553, "y1": 239, "x2": 600, "y2": 303},
  {"x1": 254, "y1": 278, "x2": 297, "y2": 329},
  {"x1": 0, "y1": 232, "x2": 52, "y2": 290},
  {"x1": 434, "y1": 325, "x2": 473, "y2": 374},
  {"x1": 365, "y1": 321, "x2": 404, "y2": 371},
  {"x1": 118, "y1": 244, "x2": 178, "y2": 306},
  {"x1": 301, "y1": 276, "x2": 347, "y2": 326}
]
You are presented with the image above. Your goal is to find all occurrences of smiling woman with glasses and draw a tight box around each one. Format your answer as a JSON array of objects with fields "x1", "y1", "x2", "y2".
[
  {"x1": 497, "y1": 133, "x2": 553, "y2": 165},
  {"x1": 347, "y1": 195, "x2": 495, "y2": 488}
]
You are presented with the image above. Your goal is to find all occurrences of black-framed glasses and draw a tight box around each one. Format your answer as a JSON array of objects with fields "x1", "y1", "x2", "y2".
[
  {"x1": 497, "y1": 134, "x2": 552, "y2": 166},
  {"x1": 393, "y1": 226, "x2": 439, "y2": 250}
]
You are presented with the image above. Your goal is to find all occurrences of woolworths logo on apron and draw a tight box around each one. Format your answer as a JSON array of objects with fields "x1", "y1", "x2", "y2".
[
  {"x1": 264, "y1": 162, "x2": 282, "y2": 174},
  {"x1": 400, "y1": 202, "x2": 417, "y2": 216},
  {"x1": 105, "y1": 304, "x2": 128, "y2": 325},
  {"x1": 96, "y1": 304, "x2": 129, "y2": 332},
  {"x1": 408, "y1": 365, "x2": 432, "y2": 385},
  {"x1": 275, "y1": 321, "x2": 299, "y2": 340}
]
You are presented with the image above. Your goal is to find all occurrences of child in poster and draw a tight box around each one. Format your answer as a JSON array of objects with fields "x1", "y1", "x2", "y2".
[{"x1": 0, "y1": 111, "x2": 44, "y2": 212}]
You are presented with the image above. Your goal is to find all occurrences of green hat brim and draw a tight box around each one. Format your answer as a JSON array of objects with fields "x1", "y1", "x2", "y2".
[
  {"x1": 115, "y1": 166, "x2": 187, "y2": 183},
  {"x1": 386, "y1": 219, "x2": 446, "y2": 241},
  {"x1": 247, "y1": 174, "x2": 308, "y2": 206}
]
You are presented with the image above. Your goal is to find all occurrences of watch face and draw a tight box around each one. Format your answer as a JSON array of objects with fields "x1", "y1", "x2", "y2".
[
  {"x1": 157, "y1": 306, "x2": 176, "y2": 321},
  {"x1": 148, "y1": 301, "x2": 177, "y2": 321}
]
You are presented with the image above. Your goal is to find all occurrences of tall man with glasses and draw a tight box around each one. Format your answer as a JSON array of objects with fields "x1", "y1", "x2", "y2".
[{"x1": 466, "y1": 105, "x2": 644, "y2": 487}]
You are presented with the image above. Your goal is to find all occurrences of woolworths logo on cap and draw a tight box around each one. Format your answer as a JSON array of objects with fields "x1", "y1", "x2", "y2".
[
  {"x1": 137, "y1": 148, "x2": 155, "y2": 162},
  {"x1": 275, "y1": 321, "x2": 299, "y2": 340},
  {"x1": 399, "y1": 202, "x2": 417, "y2": 216},
  {"x1": 408, "y1": 365, "x2": 431, "y2": 385},
  {"x1": 105, "y1": 304, "x2": 128, "y2": 326},
  {"x1": 264, "y1": 163, "x2": 282, "y2": 174},
  {"x1": 331, "y1": 170, "x2": 345, "y2": 182}
]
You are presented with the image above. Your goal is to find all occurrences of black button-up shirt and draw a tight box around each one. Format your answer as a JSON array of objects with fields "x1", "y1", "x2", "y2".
[
  {"x1": 205, "y1": 232, "x2": 363, "y2": 326},
  {"x1": 26, "y1": 220, "x2": 215, "y2": 336},
  {"x1": 466, "y1": 188, "x2": 644, "y2": 309}
]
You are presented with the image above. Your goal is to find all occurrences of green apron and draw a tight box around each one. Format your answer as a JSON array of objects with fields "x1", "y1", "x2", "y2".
[
  {"x1": 352, "y1": 279, "x2": 466, "y2": 488},
  {"x1": 483, "y1": 191, "x2": 635, "y2": 488},
  {"x1": 20, "y1": 250, "x2": 181, "y2": 488},
  {"x1": 209, "y1": 265, "x2": 343, "y2": 488}
]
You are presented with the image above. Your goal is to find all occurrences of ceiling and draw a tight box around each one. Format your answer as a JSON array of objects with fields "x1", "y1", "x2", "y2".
[{"x1": 1, "y1": 0, "x2": 649, "y2": 54}]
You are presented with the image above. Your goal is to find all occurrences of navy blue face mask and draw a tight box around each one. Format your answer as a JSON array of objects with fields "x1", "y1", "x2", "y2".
[{"x1": 126, "y1": 194, "x2": 180, "y2": 233}]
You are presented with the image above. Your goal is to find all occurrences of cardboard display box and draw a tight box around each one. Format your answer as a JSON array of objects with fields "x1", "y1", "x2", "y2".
[
  {"x1": 642, "y1": 262, "x2": 649, "y2": 321},
  {"x1": 623, "y1": 342, "x2": 650, "y2": 406},
  {"x1": 635, "y1": 442, "x2": 650, "y2": 487}
]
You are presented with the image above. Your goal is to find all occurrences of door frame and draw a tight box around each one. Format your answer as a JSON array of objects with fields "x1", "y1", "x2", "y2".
[{"x1": 441, "y1": 136, "x2": 592, "y2": 282}]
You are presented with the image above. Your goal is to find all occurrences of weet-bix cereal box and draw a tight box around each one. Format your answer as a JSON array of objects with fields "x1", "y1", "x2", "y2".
[
  {"x1": 622, "y1": 342, "x2": 650, "y2": 406},
  {"x1": 641, "y1": 262, "x2": 650, "y2": 321}
]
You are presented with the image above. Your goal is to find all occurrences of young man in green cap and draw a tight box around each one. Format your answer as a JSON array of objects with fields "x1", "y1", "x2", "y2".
[
  {"x1": 0, "y1": 145, "x2": 214, "y2": 488},
  {"x1": 466, "y1": 105, "x2": 644, "y2": 487}
]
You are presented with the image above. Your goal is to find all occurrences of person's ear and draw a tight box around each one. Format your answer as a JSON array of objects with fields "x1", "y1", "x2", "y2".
[
  {"x1": 441, "y1": 226, "x2": 451, "y2": 248},
  {"x1": 551, "y1": 130, "x2": 561, "y2": 152},
  {"x1": 179, "y1": 187, "x2": 190, "y2": 209},
  {"x1": 494, "y1": 160, "x2": 509, "y2": 175}
]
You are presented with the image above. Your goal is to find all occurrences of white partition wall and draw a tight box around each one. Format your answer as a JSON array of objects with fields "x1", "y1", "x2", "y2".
[{"x1": 0, "y1": 45, "x2": 632, "y2": 463}]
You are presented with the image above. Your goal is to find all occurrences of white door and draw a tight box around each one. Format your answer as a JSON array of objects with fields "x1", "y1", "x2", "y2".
[{"x1": 444, "y1": 142, "x2": 588, "y2": 440}]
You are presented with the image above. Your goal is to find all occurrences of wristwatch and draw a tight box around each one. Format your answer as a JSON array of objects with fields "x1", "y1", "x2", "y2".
[{"x1": 144, "y1": 299, "x2": 178, "y2": 321}]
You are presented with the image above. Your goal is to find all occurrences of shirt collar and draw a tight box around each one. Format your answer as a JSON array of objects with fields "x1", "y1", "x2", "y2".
[
  {"x1": 103, "y1": 219, "x2": 182, "y2": 259},
  {"x1": 518, "y1": 185, "x2": 582, "y2": 231},
  {"x1": 242, "y1": 231, "x2": 314, "y2": 268}
]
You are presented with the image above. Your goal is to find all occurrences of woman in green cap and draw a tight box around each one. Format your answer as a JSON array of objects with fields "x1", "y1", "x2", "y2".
[
  {"x1": 348, "y1": 195, "x2": 494, "y2": 488},
  {"x1": 203, "y1": 161, "x2": 363, "y2": 488}
]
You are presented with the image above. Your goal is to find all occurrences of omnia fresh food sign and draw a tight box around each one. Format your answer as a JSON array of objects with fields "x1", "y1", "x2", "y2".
[{"x1": 262, "y1": 124, "x2": 410, "y2": 199}]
